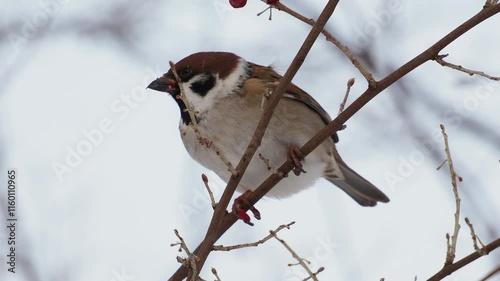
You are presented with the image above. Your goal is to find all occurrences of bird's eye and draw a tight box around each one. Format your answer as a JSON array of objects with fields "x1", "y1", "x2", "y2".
[{"x1": 179, "y1": 67, "x2": 192, "y2": 78}]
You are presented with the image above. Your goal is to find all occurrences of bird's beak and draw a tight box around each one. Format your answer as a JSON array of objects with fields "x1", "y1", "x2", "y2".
[{"x1": 147, "y1": 74, "x2": 178, "y2": 93}]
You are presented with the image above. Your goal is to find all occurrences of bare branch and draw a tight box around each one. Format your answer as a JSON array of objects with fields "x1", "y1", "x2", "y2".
[
  {"x1": 303, "y1": 267, "x2": 325, "y2": 281},
  {"x1": 212, "y1": 221, "x2": 295, "y2": 251},
  {"x1": 170, "y1": 4, "x2": 500, "y2": 280},
  {"x1": 270, "y1": 230, "x2": 321, "y2": 281},
  {"x1": 258, "y1": 153, "x2": 273, "y2": 171},
  {"x1": 242, "y1": 4, "x2": 500, "y2": 233},
  {"x1": 257, "y1": 6, "x2": 273, "y2": 20},
  {"x1": 174, "y1": 2, "x2": 341, "y2": 280},
  {"x1": 439, "y1": 124, "x2": 461, "y2": 265},
  {"x1": 169, "y1": 61, "x2": 200, "y2": 136},
  {"x1": 427, "y1": 123, "x2": 499, "y2": 280},
  {"x1": 464, "y1": 217, "x2": 487, "y2": 253},
  {"x1": 338, "y1": 78, "x2": 355, "y2": 115},
  {"x1": 211, "y1": 268, "x2": 222, "y2": 281},
  {"x1": 201, "y1": 174, "x2": 216, "y2": 210},
  {"x1": 434, "y1": 54, "x2": 500, "y2": 80},
  {"x1": 427, "y1": 238, "x2": 500, "y2": 280},
  {"x1": 258, "y1": 153, "x2": 284, "y2": 176},
  {"x1": 436, "y1": 159, "x2": 447, "y2": 171},
  {"x1": 273, "y1": 2, "x2": 377, "y2": 88},
  {"x1": 172, "y1": 229, "x2": 199, "y2": 280}
]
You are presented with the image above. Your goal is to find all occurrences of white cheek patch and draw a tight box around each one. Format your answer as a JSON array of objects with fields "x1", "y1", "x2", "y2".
[{"x1": 182, "y1": 59, "x2": 248, "y2": 114}]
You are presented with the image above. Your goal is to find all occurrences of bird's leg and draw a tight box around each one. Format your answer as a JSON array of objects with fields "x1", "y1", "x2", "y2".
[
  {"x1": 288, "y1": 146, "x2": 307, "y2": 176},
  {"x1": 232, "y1": 190, "x2": 261, "y2": 226}
]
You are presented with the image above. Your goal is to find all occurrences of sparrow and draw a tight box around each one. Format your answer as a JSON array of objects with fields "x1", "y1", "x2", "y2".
[{"x1": 148, "y1": 52, "x2": 389, "y2": 224}]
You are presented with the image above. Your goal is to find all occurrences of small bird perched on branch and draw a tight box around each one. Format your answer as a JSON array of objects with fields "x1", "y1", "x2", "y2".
[{"x1": 148, "y1": 52, "x2": 389, "y2": 225}]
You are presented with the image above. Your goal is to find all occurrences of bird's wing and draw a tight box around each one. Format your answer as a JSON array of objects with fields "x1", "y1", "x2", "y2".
[{"x1": 248, "y1": 62, "x2": 339, "y2": 143}]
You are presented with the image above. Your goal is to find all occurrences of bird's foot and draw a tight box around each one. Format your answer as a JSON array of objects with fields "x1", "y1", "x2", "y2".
[
  {"x1": 288, "y1": 146, "x2": 307, "y2": 176},
  {"x1": 232, "y1": 190, "x2": 261, "y2": 226}
]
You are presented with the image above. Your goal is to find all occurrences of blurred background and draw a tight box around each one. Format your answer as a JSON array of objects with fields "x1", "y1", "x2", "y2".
[{"x1": 1, "y1": 0, "x2": 499, "y2": 280}]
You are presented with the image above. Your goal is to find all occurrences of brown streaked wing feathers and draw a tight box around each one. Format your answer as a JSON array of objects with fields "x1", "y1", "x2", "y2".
[{"x1": 248, "y1": 62, "x2": 339, "y2": 143}]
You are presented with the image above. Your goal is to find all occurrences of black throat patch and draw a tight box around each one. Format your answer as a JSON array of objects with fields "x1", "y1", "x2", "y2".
[{"x1": 171, "y1": 92, "x2": 203, "y2": 126}]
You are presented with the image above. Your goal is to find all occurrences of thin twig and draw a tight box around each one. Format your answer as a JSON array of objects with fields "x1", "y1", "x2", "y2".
[
  {"x1": 435, "y1": 54, "x2": 500, "y2": 80},
  {"x1": 212, "y1": 221, "x2": 295, "y2": 251},
  {"x1": 211, "y1": 268, "x2": 222, "y2": 281},
  {"x1": 258, "y1": 153, "x2": 273, "y2": 171},
  {"x1": 440, "y1": 124, "x2": 461, "y2": 265},
  {"x1": 258, "y1": 153, "x2": 284, "y2": 176},
  {"x1": 436, "y1": 159, "x2": 448, "y2": 171},
  {"x1": 201, "y1": 174, "x2": 216, "y2": 209},
  {"x1": 273, "y1": 2, "x2": 377, "y2": 88},
  {"x1": 437, "y1": 159, "x2": 462, "y2": 181},
  {"x1": 169, "y1": 62, "x2": 238, "y2": 176},
  {"x1": 172, "y1": 229, "x2": 199, "y2": 281},
  {"x1": 257, "y1": 6, "x2": 273, "y2": 20},
  {"x1": 270, "y1": 230, "x2": 320, "y2": 281},
  {"x1": 338, "y1": 78, "x2": 355, "y2": 114},
  {"x1": 303, "y1": 267, "x2": 324, "y2": 281},
  {"x1": 199, "y1": 137, "x2": 238, "y2": 176},
  {"x1": 169, "y1": 61, "x2": 200, "y2": 136},
  {"x1": 464, "y1": 217, "x2": 486, "y2": 253}
]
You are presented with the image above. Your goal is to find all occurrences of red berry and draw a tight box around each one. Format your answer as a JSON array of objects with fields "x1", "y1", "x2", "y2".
[{"x1": 229, "y1": 0, "x2": 247, "y2": 8}]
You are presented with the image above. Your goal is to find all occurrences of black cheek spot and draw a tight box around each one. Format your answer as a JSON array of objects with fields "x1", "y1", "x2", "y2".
[{"x1": 190, "y1": 75, "x2": 215, "y2": 97}]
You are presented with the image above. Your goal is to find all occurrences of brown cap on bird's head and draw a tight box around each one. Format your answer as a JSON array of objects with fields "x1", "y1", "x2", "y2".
[{"x1": 147, "y1": 52, "x2": 240, "y2": 94}]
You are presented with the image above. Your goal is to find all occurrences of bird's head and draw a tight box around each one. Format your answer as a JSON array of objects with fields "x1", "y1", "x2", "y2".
[{"x1": 147, "y1": 52, "x2": 249, "y2": 124}]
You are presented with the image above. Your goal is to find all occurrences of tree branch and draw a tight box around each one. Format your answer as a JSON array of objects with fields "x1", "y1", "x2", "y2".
[
  {"x1": 246, "y1": 3, "x2": 500, "y2": 216},
  {"x1": 273, "y1": 1, "x2": 377, "y2": 88},
  {"x1": 169, "y1": 3, "x2": 500, "y2": 280},
  {"x1": 464, "y1": 217, "x2": 487, "y2": 253},
  {"x1": 201, "y1": 174, "x2": 216, "y2": 210},
  {"x1": 434, "y1": 54, "x2": 500, "y2": 80},
  {"x1": 439, "y1": 124, "x2": 461, "y2": 265},
  {"x1": 173, "y1": 1, "x2": 341, "y2": 280},
  {"x1": 270, "y1": 230, "x2": 321, "y2": 281},
  {"x1": 212, "y1": 221, "x2": 295, "y2": 251},
  {"x1": 427, "y1": 238, "x2": 500, "y2": 281}
]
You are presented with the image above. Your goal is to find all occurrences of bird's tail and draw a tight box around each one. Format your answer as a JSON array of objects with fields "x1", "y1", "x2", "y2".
[{"x1": 324, "y1": 158, "x2": 389, "y2": 207}]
